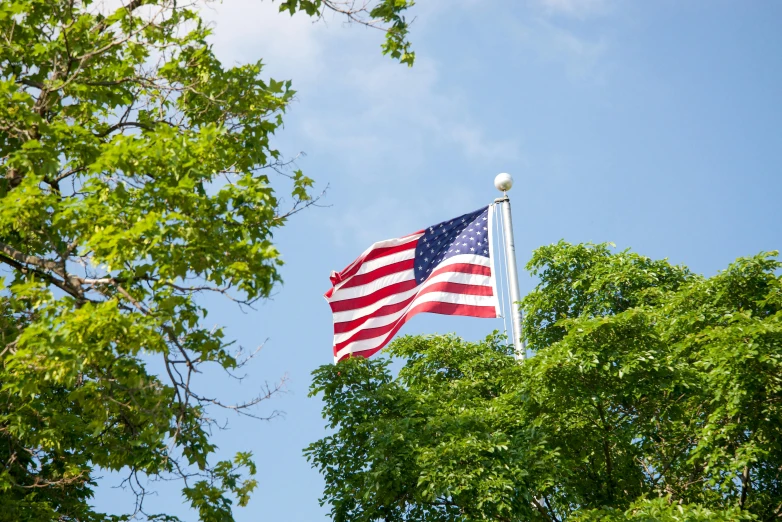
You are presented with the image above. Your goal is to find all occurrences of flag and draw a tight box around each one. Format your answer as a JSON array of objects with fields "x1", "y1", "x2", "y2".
[{"x1": 325, "y1": 205, "x2": 500, "y2": 363}]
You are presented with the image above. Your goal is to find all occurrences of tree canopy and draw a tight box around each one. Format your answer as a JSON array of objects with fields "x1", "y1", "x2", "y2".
[
  {"x1": 0, "y1": 0, "x2": 413, "y2": 520},
  {"x1": 306, "y1": 242, "x2": 782, "y2": 521}
]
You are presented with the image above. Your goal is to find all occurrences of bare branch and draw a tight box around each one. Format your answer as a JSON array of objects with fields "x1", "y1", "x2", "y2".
[
  {"x1": 94, "y1": 120, "x2": 153, "y2": 138},
  {"x1": 275, "y1": 184, "x2": 331, "y2": 222}
]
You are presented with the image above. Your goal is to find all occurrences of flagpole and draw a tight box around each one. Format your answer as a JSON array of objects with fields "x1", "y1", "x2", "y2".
[{"x1": 494, "y1": 173, "x2": 525, "y2": 361}]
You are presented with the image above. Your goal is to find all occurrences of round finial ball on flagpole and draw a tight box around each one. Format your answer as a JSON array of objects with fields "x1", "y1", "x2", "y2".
[{"x1": 494, "y1": 173, "x2": 513, "y2": 192}]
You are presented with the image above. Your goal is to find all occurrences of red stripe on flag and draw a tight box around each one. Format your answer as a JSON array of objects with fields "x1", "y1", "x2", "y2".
[
  {"x1": 333, "y1": 294, "x2": 416, "y2": 334},
  {"x1": 329, "y1": 263, "x2": 493, "y2": 314},
  {"x1": 419, "y1": 280, "x2": 494, "y2": 298},
  {"x1": 362, "y1": 239, "x2": 419, "y2": 264},
  {"x1": 429, "y1": 262, "x2": 491, "y2": 279},
  {"x1": 339, "y1": 259, "x2": 415, "y2": 290},
  {"x1": 332, "y1": 274, "x2": 495, "y2": 334},
  {"x1": 329, "y1": 236, "x2": 420, "y2": 288},
  {"x1": 332, "y1": 283, "x2": 493, "y2": 351},
  {"x1": 328, "y1": 279, "x2": 419, "y2": 313},
  {"x1": 335, "y1": 301, "x2": 498, "y2": 362}
]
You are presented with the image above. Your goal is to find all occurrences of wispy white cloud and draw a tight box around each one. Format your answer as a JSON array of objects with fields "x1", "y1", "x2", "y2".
[
  {"x1": 537, "y1": 20, "x2": 610, "y2": 82},
  {"x1": 449, "y1": 125, "x2": 520, "y2": 162},
  {"x1": 202, "y1": 0, "x2": 521, "y2": 246},
  {"x1": 204, "y1": 0, "x2": 518, "y2": 161},
  {"x1": 507, "y1": 17, "x2": 611, "y2": 85},
  {"x1": 308, "y1": 56, "x2": 520, "y2": 164},
  {"x1": 200, "y1": 0, "x2": 326, "y2": 83},
  {"x1": 513, "y1": 0, "x2": 613, "y2": 84}
]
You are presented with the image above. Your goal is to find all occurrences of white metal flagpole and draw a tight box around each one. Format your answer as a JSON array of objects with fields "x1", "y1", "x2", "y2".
[{"x1": 494, "y1": 173, "x2": 525, "y2": 361}]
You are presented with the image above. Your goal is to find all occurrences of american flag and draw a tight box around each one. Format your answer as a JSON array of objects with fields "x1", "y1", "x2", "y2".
[{"x1": 325, "y1": 206, "x2": 500, "y2": 363}]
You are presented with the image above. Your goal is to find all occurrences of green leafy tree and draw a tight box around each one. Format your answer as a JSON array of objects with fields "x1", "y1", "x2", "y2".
[
  {"x1": 306, "y1": 242, "x2": 782, "y2": 521},
  {"x1": 0, "y1": 0, "x2": 413, "y2": 520}
]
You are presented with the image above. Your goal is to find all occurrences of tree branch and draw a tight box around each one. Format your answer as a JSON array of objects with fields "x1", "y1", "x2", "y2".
[
  {"x1": 531, "y1": 497, "x2": 555, "y2": 522},
  {"x1": 16, "y1": 78, "x2": 45, "y2": 90},
  {"x1": 0, "y1": 244, "x2": 85, "y2": 300},
  {"x1": 94, "y1": 121, "x2": 153, "y2": 138},
  {"x1": 740, "y1": 465, "x2": 750, "y2": 509},
  {"x1": 0, "y1": 241, "x2": 65, "y2": 276}
]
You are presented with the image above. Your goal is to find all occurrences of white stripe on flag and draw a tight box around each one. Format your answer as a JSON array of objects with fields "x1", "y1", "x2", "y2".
[
  {"x1": 336, "y1": 233, "x2": 423, "y2": 280},
  {"x1": 329, "y1": 270, "x2": 416, "y2": 302},
  {"x1": 333, "y1": 292, "x2": 497, "y2": 361},
  {"x1": 346, "y1": 248, "x2": 416, "y2": 280},
  {"x1": 333, "y1": 271, "x2": 495, "y2": 343},
  {"x1": 331, "y1": 287, "x2": 419, "y2": 324},
  {"x1": 330, "y1": 254, "x2": 490, "y2": 303}
]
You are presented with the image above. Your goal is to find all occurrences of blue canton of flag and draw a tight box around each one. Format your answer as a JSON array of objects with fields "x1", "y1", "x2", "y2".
[{"x1": 414, "y1": 207, "x2": 491, "y2": 283}]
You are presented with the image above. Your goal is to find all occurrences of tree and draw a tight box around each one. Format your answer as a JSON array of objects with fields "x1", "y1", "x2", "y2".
[
  {"x1": 306, "y1": 242, "x2": 782, "y2": 521},
  {"x1": 0, "y1": 0, "x2": 413, "y2": 520}
]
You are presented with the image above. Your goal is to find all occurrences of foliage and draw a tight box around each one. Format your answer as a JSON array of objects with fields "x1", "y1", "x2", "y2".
[
  {"x1": 0, "y1": 0, "x2": 413, "y2": 519},
  {"x1": 307, "y1": 242, "x2": 782, "y2": 521},
  {"x1": 572, "y1": 497, "x2": 755, "y2": 522}
]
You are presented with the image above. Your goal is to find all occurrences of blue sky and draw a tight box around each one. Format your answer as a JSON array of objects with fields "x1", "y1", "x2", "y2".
[{"x1": 92, "y1": 0, "x2": 782, "y2": 519}]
